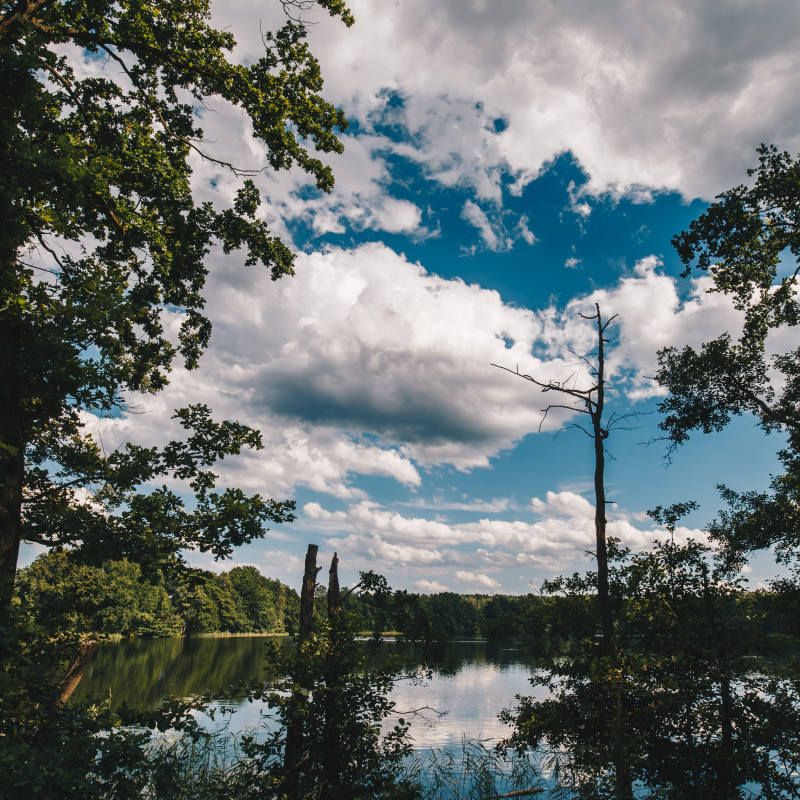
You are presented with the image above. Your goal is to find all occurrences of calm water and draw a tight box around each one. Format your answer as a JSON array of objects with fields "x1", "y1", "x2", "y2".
[{"x1": 74, "y1": 636, "x2": 541, "y2": 748}]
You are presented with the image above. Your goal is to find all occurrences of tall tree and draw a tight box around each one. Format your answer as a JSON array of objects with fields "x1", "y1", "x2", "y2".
[
  {"x1": 495, "y1": 304, "x2": 635, "y2": 800},
  {"x1": 495, "y1": 304, "x2": 620, "y2": 656},
  {"x1": 656, "y1": 145, "x2": 800, "y2": 567},
  {"x1": 0, "y1": 0, "x2": 353, "y2": 608}
]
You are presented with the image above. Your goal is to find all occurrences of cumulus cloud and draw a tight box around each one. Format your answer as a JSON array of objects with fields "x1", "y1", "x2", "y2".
[
  {"x1": 454, "y1": 571, "x2": 502, "y2": 590},
  {"x1": 159, "y1": 0, "x2": 800, "y2": 253},
  {"x1": 88, "y1": 244, "x2": 744, "y2": 501},
  {"x1": 300, "y1": 491, "x2": 708, "y2": 582},
  {"x1": 282, "y1": 0, "x2": 800, "y2": 202},
  {"x1": 415, "y1": 579, "x2": 451, "y2": 593}
]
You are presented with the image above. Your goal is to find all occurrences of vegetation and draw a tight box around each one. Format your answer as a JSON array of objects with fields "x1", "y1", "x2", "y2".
[
  {"x1": 656, "y1": 145, "x2": 800, "y2": 574},
  {"x1": 502, "y1": 536, "x2": 800, "y2": 799},
  {"x1": 2, "y1": 0, "x2": 800, "y2": 787},
  {"x1": 13, "y1": 549, "x2": 561, "y2": 640},
  {"x1": 0, "y1": 0, "x2": 353, "y2": 608},
  {"x1": 499, "y1": 146, "x2": 800, "y2": 799},
  {"x1": 13, "y1": 551, "x2": 300, "y2": 638}
]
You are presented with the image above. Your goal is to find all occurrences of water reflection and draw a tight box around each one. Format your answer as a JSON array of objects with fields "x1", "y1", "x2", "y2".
[
  {"x1": 73, "y1": 636, "x2": 294, "y2": 708},
  {"x1": 75, "y1": 636, "x2": 540, "y2": 748}
]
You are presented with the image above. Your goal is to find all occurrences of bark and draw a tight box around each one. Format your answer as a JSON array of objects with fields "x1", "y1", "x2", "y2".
[
  {"x1": 57, "y1": 638, "x2": 98, "y2": 705},
  {"x1": 496, "y1": 305, "x2": 633, "y2": 799},
  {"x1": 320, "y1": 552, "x2": 343, "y2": 799},
  {"x1": 588, "y1": 307, "x2": 632, "y2": 800},
  {"x1": 283, "y1": 543, "x2": 320, "y2": 799},
  {"x1": 0, "y1": 310, "x2": 24, "y2": 614},
  {"x1": 590, "y1": 307, "x2": 615, "y2": 658},
  {"x1": 299, "y1": 543, "x2": 320, "y2": 637},
  {"x1": 327, "y1": 551, "x2": 341, "y2": 618}
]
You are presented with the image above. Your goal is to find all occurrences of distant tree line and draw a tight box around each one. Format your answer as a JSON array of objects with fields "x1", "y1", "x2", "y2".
[
  {"x1": 14, "y1": 551, "x2": 300, "y2": 638},
  {"x1": 14, "y1": 550, "x2": 797, "y2": 646}
]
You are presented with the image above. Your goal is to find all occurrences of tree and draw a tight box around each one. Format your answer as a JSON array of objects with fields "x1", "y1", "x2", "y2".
[
  {"x1": 502, "y1": 532, "x2": 800, "y2": 799},
  {"x1": 0, "y1": 3, "x2": 353, "y2": 791},
  {"x1": 495, "y1": 303, "x2": 636, "y2": 800},
  {"x1": 495, "y1": 304, "x2": 622, "y2": 658},
  {"x1": 228, "y1": 565, "x2": 279, "y2": 632},
  {"x1": 656, "y1": 145, "x2": 800, "y2": 567},
  {"x1": 0, "y1": 0, "x2": 353, "y2": 610},
  {"x1": 247, "y1": 546, "x2": 418, "y2": 800}
]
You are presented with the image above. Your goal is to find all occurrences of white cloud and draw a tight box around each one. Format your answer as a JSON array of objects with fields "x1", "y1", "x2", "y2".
[
  {"x1": 461, "y1": 200, "x2": 513, "y2": 251},
  {"x1": 402, "y1": 497, "x2": 512, "y2": 513},
  {"x1": 454, "y1": 571, "x2": 502, "y2": 590},
  {"x1": 125, "y1": 0, "x2": 800, "y2": 257},
  {"x1": 301, "y1": 493, "x2": 709, "y2": 580},
  {"x1": 531, "y1": 491, "x2": 595, "y2": 520},
  {"x1": 87, "y1": 246, "x2": 746, "y2": 500},
  {"x1": 518, "y1": 215, "x2": 537, "y2": 246},
  {"x1": 280, "y1": 0, "x2": 800, "y2": 202},
  {"x1": 414, "y1": 579, "x2": 451, "y2": 593},
  {"x1": 185, "y1": 548, "x2": 307, "y2": 587}
]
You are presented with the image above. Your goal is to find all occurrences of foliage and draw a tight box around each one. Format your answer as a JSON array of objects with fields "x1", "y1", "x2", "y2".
[
  {"x1": 14, "y1": 549, "x2": 182, "y2": 637},
  {"x1": 13, "y1": 550, "x2": 301, "y2": 637},
  {"x1": 501, "y1": 536, "x2": 800, "y2": 799},
  {"x1": 656, "y1": 144, "x2": 800, "y2": 570},
  {"x1": 0, "y1": 0, "x2": 353, "y2": 607},
  {"x1": 239, "y1": 566, "x2": 425, "y2": 800},
  {"x1": 0, "y1": 697, "x2": 156, "y2": 800}
]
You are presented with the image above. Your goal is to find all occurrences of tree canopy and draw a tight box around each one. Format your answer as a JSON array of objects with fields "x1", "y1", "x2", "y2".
[
  {"x1": 656, "y1": 145, "x2": 800, "y2": 568},
  {"x1": 0, "y1": 0, "x2": 352, "y2": 606}
]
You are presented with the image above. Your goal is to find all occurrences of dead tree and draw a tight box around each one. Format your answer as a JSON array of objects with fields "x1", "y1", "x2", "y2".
[
  {"x1": 494, "y1": 302, "x2": 618, "y2": 655},
  {"x1": 300, "y1": 543, "x2": 321, "y2": 637},
  {"x1": 494, "y1": 303, "x2": 634, "y2": 800},
  {"x1": 320, "y1": 552, "x2": 343, "y2": 799},
  {"x1": 283, "y1": 543, "x2": 321, "y2": 798}
]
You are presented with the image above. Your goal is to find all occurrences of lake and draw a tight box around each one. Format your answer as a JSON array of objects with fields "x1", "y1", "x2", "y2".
[{"x1": 73, "y1": 636, "x2": 541, "y2": 749}]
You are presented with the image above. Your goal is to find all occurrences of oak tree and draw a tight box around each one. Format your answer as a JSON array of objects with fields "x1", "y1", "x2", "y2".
[
  {"x1": 656, "y1": 145, "x2": 800, "y2": 568},
  {"x1": 0, "y1": 0, "x2": 352, "y2": 608}
]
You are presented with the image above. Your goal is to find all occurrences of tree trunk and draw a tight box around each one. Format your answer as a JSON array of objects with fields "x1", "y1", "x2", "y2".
[
  {"x1": 591, "y1": 307, "x2": 615, "y2": 658},
  {"x1": 320, "y1": 552, "x2": 343, "y2": 799},
  {"x1": 300, "y1": 543, "x2": 319, "y2": 637},
  {"x1": 327, "y1": 551, "x2": 341, "y2": 618},
  {"x1": 589, "y1": 307, "x2": 632, "y2": 800},
  {"x1": 57, "y1": 639, "x2": 98, "y2": 705},
  {"x1": 0, "y1": 311, "x2": 23, "y2": 614},
  {"x1": 283, "y1": 543, "x2": 320, "y2": 799}
]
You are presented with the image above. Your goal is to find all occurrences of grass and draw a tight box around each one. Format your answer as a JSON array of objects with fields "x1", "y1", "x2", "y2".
[{"x1": 133, "y1": 730, "x2": 546, "y2": 800}]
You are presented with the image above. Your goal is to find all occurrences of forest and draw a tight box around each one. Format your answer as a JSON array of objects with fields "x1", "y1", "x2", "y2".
[
  {"x1": 10, "y1": 548, "x2": 555, "y2": 639},
  {"x1": 2, "y1": 0, "x2": 800, "y2": 798},
  {"x1": 15, "y1": 549, "x2": 800, "y2": 644}
]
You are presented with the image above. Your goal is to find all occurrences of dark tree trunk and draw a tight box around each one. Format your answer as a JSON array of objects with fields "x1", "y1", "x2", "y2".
[
  {"x1": 283, "y1": 544, "x2": 321, "y2": 799},
  {"x1": 495, "y1": 304, "x2": 632, "y2": 799},
  {"x1": 320, "y1": 552, "x2": 343, "y2": 799},
  {"x1": 327, "y1": 551, "x2": 341, "y2": 618},
  {"x1": 0, "y1": 311, "x2": 23, "y2": 614},
  {"x1": 300, "y1": 543, "x2": 319, "y2": 637},
  {"x1": 588, "y1": 307, "x2": 632, "y2": 800},
  {"x1": 590, "y1": 308, "x2": 615, "y2": 658}
]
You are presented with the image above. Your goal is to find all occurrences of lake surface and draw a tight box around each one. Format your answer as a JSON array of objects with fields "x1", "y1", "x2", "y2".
[{"x1": 74, "y1": 636, "x2": 542, "y2": 749}]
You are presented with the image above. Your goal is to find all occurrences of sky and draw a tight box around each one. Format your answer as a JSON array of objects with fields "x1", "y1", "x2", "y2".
[{"x1": 22, "y1": 0, "x2": 800, "y2": 594}]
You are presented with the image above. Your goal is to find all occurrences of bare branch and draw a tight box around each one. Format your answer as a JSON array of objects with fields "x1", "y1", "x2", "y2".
[{"x1": 491, "y1": 363, "x2": 597, "y2": 403}]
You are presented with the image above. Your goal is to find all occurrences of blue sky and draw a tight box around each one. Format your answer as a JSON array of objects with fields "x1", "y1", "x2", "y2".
[{"x1": 22, "y1": 0, "x2": 800, "y2": 594}]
